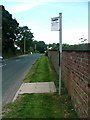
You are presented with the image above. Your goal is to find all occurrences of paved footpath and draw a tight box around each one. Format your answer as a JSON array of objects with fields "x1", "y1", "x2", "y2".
[{"x1": 13, "y1": 82, "x2": 56, "y2": 102}]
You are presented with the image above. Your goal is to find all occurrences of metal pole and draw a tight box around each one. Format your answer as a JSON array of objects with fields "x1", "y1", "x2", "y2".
[
  {"x1": 24, "y1": 38, "x2": 25, "y2": 54},
  {"x1": 59, "y1": 13, "x2": 62, "y2": 95},
  {"x1": 35, "y1": 44, "x2": 36, "y2": 52}
]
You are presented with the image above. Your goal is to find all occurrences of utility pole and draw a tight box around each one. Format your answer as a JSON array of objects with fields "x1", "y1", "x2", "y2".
[
  {"x1": 24, "y1": 38, "x2": 25, "y2": 54},
  {"x1": 35, "y1": 44, "x2": 36, "y2": 52}
]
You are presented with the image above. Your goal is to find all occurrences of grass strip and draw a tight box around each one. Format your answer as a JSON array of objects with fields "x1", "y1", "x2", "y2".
[{"x1": 24, "y1": 55, "x2": 58, "y2": 83}]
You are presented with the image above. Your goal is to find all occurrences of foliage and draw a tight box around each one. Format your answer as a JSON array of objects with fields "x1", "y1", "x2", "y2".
[
  {"x1": 47, "y1": 43, "x2": 59, "y2": 50},
  {"x1": 16, "y1": 26, "x2": 34, "y2": 53},
  {"x1": 2, "y1": 6, "x2": 34, "y2": 57},
  {"x1": 2, "y1": 5, "x2": 19, "y2": 55},
  {"x1": 2, "y1": 5, "x2": 48, "y2": 57},
  {"x1": 49, "y1": 43, "x2": 90, "y2": 51},
  {"x1": 62, "y1": 43, "x2": 90, "y2": 51},
  {"x1": 36, "y1": 41, "x2": 47, "y2": 53},
  {"x1": 33, "y1": 40, "x2": 47, "y2": 53}
]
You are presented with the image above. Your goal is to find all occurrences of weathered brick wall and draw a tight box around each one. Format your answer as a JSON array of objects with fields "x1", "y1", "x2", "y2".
[{"x1": 48, "y1": 50, "x2": 90, "y2": 118}]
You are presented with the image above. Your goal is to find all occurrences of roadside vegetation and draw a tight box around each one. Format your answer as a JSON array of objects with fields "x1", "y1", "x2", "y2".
[
  {"x1": 2, "y1": 55, "x2": 78, "y2": 118},
  {"x1": 24, "y1": 55, "x2": 58, "y2": 83},
  {"x1": 2, "y1": 6, "x2": 47, "y2": 58}
]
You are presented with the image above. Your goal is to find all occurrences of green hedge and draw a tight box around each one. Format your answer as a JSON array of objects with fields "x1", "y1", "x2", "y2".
[
  {"x1": 50, "y1": 43, "x2": 90, "y2": 51},
  {"x1": 62, "y1": 43, "x2": 90, "y2": 51}
]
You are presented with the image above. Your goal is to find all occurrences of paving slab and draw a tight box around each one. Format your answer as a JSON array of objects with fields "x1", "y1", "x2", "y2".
[{"x1": 13, "y1": 82, "x2": 56, "y2": 102}]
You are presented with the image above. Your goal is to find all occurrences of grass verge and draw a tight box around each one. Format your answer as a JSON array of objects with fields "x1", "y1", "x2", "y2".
[
  {"x1": 24, "y1": 55, "x2": 58, "y2": 83},
  {"x1": 2, "y1": 55, "x2": 78, "y2": 118}
]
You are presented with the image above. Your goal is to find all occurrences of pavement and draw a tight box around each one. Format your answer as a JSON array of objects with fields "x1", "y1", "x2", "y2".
[{"x1": 13, "y1": 82, "x2": 56, "y2": 102}]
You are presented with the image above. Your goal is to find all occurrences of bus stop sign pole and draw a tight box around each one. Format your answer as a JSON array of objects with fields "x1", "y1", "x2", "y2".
[
  {"x1": 51, "y1": 13, "x2": 62, "y2": 95},
  {"x1": 59, "y1": 13, "x2": 62, "y2": 95}
]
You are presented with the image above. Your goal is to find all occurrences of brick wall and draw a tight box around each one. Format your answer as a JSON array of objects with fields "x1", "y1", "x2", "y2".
[
  {"x1": 48, "y1": 50, "x2": 90, "y2": 118},
  {"x1": 48, "y1": 50, "x2": 59, "y2": 74}
]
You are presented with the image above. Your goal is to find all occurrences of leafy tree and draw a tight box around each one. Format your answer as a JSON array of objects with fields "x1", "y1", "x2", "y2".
[
  {"x1": 2, "y1": 5, "x2": 19, "y2": 55},
  {"x1": 34, "y1": 41, "x2": 47, "y2": 53},
  {"x1": 2, "y1": 5, "x2": 48, "y2": 56},
  {"x1": 15, "y1": 26, "x2": 34, "y2": 53}
]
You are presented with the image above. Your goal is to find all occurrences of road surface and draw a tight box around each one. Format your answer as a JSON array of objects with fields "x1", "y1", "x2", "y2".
[{"x1": 2, "y1": 53, "x2": 40, "y2": 106}]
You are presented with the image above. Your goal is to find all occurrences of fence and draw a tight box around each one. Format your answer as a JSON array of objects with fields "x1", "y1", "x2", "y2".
[{"x1": 48, "y1": 49, "x2": 90, "y2": 118}]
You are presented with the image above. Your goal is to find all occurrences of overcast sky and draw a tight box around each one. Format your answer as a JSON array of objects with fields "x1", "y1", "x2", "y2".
[{"x1": 1, "y1": 0, "x2": 88, "y2": 45}]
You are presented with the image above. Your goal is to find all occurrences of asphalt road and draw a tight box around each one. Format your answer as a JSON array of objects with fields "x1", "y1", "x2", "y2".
[{"x1": 2, "y1": 53, "x2": 40, "y2": 106}]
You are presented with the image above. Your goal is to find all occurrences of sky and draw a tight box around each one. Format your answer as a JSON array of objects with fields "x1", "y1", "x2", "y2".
[{"x1": 1, "y1": 0, "x2": 89, "y2": 45}]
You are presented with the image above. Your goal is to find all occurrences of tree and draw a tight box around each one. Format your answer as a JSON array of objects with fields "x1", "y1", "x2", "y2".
[
  {"x1": 2, "y1": 5, "x2": 19, "y2": 55},
  {"x1": 47, "y1": 43, "x2": 59, "y2": 50},
  {"x1": 35, "y1": 41, "x2": 47, "y2": 53},
  {"x1": 16, "y1": 26, "x2": 34, "y2": 53}
]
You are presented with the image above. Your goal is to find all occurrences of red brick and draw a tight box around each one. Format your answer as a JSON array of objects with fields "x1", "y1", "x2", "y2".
[{"x1": 48, "y1": 50, "x2": 90, "y2": 118}]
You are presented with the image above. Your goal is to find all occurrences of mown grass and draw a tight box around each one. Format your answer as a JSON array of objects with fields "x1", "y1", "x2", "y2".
[
  {"x1": 2, "y1": 93, "x2": 78, "y2": 118},
  {"x1": 2, "y1": 55, "x2": 78, "y2": 118},
  {"x1": 24, "y1": 55, "x2": 58, "y2": 83}
]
